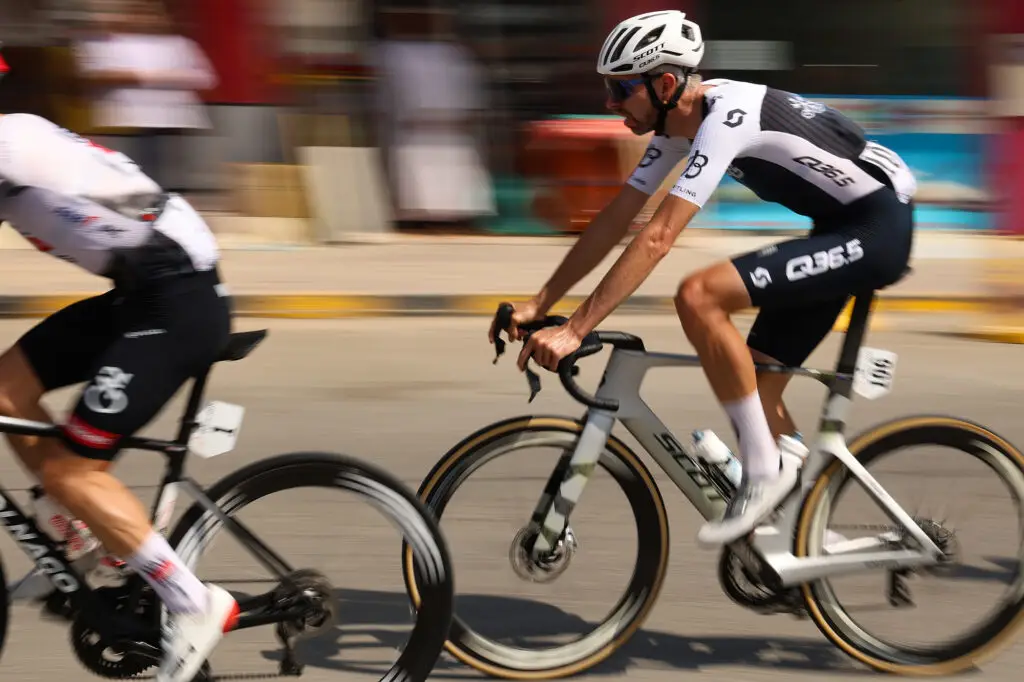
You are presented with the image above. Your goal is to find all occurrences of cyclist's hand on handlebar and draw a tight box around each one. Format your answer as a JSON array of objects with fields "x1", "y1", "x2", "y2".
[
  {"x1": 518, "y1": 324, "x2": 582, "y2": 373},
  {"x1": 489, "y1": 299, "x2": 544, "y2": 345}
]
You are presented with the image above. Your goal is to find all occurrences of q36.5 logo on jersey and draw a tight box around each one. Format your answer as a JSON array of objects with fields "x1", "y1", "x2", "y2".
[
  {"x1": 793, "y1": 156, "x2": 856, "y2": 187},
  {"x1": 785, "y1": 239, "x2": 864, "y2": 282}
]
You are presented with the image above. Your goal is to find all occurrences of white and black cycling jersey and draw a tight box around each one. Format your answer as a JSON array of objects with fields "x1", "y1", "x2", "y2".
[
  {"x1": 0, "y1": 113, "x2": 218, "y2": 283},
  {"x1": 626, "y1": 79, "x2": 917, "y2": 218}
]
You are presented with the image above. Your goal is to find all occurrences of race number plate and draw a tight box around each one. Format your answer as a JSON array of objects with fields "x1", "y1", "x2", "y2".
[
  {"x1": 188, "y1": 401, "x2": 245, "y2": 458},
  {"x1": 853, "y1": 347, "x2": 898, "y2": 400}
]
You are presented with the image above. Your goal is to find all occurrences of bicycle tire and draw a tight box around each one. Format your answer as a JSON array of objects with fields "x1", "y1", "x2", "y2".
[
  {"x1": 797, "y1": 415, "x2": 1024, "y2": 675},
  {"x1": 401, "y1": 415, "x2": 670, "y2": 679},
  {"x1": 167, "y1": 451, "x2": 454, "y2": 682},
  {"x1": 0, "y1": 555, "x2": 7, "y2": 664}
]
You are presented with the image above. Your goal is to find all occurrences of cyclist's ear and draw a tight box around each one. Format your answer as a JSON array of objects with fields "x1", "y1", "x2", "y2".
[{"x1": 651, "y1": 72, "x2": 677, "y2": 102}]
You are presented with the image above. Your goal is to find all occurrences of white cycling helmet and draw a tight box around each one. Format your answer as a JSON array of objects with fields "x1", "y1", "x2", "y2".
[{"x1": 597, "y1": 10, "x2": 704, "y2": 76}]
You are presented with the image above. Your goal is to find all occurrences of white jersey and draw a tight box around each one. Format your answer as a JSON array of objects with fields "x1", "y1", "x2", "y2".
[
  {"x1": 627, "y1": 79, "x2": 917, "y2": 219},
  {"x1": 0, "y1": 113, "x2": 218, "y2": 282}
]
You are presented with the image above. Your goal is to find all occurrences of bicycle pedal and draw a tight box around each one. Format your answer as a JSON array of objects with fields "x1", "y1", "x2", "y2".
[{"x1": 189, "y1": 661, "x2": 213, "y2": 682}]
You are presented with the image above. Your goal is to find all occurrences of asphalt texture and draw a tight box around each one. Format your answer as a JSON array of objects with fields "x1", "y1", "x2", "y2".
[{"x1": 0, "y1": 316, "x2": 1022, "y2": 681}]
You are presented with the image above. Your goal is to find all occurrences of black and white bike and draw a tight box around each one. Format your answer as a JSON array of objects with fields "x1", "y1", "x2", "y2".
[
  {"x1": 0, "y1": 329, "x2": 454, "y2": 682},
  {"x1": 402, "y1": 297, "x2": 1024, "y2": 678}
]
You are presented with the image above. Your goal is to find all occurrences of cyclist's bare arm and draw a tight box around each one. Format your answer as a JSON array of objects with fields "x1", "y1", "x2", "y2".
[
  {"x1": 488, "y1": 134, "x2": 688, "y2": 343},
  {"x1": 567, "y1": 194, "x2": 699, "y2": 337},
  {"x1": 565, "y1": 85, "x2": 761, "y2": 337},
  {"x1": 531, "y1": 184, "x2": 650, "y2": 314}
]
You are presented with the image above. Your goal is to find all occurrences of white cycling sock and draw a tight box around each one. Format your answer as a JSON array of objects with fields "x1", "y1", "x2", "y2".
[
  {"x1": 723, "y1": 391, "x2": 780, "y2": 482},
  {"x1": 125, "y1": 532, "x2": 209, "y2": 613}
]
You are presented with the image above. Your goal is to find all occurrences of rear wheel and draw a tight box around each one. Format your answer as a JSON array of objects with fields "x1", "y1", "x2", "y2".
[
  {"x1": 402, "y1": 415, "x2": 671, "y2": 679},
  {"x1": 798, "y1": 416, "x2": 1024, "y2": 675}
]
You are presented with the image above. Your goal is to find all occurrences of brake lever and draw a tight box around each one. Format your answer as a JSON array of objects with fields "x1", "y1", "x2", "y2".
[
  {"x1": 524, "y1": 363, "x2": 542, "y2": 403},
  {"x1": 491, "y1": 306, "x2": 579, "y2": 403},
  {"x1": 494, "y1": 333, "x2": 544, "y2": 401}
]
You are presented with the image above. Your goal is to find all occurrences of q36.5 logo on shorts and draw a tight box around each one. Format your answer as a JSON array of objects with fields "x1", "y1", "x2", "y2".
[{"x1": 785, "y1": 239, "x2": 864, "y2": 282}]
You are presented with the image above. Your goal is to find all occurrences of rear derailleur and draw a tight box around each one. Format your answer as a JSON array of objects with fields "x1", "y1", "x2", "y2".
[
  {"x1": 886, "y1": 518, "x2": 960, "y2": 609},
  {"x1": 270, "y1": 569, "x2": 338, "y2": 676}
]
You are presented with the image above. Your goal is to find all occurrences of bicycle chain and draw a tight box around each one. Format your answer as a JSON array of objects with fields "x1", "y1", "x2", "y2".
[
  {"x1": 106, "y1": 670, "x2": 302, "y2": 681},
  {"x1": 829, "y1": 523, "x2": 902, "y2": 533},
  {"x1": 209, "y1": 672, "x2": 303, "y2": 681}
]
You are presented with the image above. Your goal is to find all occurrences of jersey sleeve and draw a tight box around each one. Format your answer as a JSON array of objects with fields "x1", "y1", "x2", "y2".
[
  {"x1": 668, "y1": 91, "x2": 762, "y2": 208},
  {"x1": 625, "y1": 135, "x2": 690, "y2": 195}
]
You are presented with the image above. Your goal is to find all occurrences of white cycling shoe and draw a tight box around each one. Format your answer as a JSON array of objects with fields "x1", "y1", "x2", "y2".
[
  {"x1": 157, "y1": 584, "x2": 240, "y2": 682},
  {"x1": 697, "y1": 435, "x2": 806, "y2": 548}
]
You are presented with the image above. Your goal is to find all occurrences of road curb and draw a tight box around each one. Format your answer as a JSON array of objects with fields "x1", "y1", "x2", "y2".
[{"x1": 0, "y1": 293, "x2": 1008, "y2": 328}]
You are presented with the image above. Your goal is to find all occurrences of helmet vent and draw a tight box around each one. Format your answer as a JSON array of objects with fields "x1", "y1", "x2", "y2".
[
  {"x1": 609, "y1": 26, "x2": 642, "y2": 64},
  {"x1": 600, "y1": 26, "x2": 629, "y2": 66},
  {"x1": 636, "y1": 26, "x2": 665, "y2": 50}
]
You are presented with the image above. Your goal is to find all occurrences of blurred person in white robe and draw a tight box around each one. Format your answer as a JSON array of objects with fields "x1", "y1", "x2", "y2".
[{"x1": 373, "y1": 7, "x2": 495, "y2": 229}]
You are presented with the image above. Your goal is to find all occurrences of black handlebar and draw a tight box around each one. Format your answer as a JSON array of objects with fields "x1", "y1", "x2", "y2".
[{"x1": 492, "y1": 302, "x2": 645, "y2": 411}]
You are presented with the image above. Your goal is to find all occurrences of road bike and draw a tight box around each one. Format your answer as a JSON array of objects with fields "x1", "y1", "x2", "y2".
[
  {"x1": 402, "y1": 295, "x2": 1024, "y2": 678},
  {"x1": 0, "y1": 328, "x2": 454, "y2": 682}
]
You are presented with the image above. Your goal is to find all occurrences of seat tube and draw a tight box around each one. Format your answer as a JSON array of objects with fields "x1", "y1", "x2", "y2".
[
  {"x1": 819, "y1": 292, "x2": 874, "y2": 434},
  {"x1": 530, "y1": 410, "x2": 616, "y2": 555}
]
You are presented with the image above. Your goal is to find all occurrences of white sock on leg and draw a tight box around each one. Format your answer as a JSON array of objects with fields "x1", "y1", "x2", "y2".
[
  {"x1": 125, "y1": 532, "x2": 209, "y2": 613},
  {"x1": 723, "y1": 391, "x2": 780, "y2": 482}
]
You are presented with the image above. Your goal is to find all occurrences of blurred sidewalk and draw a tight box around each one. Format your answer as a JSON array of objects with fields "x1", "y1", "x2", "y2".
[{"x1": 0, "y1": 221, "x2": 1021, "y2": 341}]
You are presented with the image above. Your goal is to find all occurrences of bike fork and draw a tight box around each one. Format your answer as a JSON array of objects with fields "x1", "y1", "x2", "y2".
[{"x1": 525, "y1": 411, "x2": 615, "y2": 557}]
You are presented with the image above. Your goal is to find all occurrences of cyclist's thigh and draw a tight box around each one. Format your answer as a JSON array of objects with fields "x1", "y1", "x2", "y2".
[
  {"x1": 61, "y1": 276, "x2": 231, "y2": 460},
  {"x1": 732, "y1": 230, "x2": 883, "y2": 309},
  {"x1": 13, "y1": 290, "x2": 122, "y2": 392},
  {"x1": 747, "y1": 298, "x2": 848, "y2": 368},
  {"x1": 732, "y1": 188, "x2": 912, "y2": 310}
]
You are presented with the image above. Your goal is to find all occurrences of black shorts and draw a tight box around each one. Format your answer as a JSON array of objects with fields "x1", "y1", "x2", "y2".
[
  {"x1": 18, "y1": 270, "x2": 232, "y2": 460},
  {"x1": 731, "y1": 187, "x2": 914, "y2": 367}
]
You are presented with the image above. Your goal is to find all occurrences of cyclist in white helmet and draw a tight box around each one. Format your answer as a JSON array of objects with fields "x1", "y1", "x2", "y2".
[{"x1": 494, "y1": 10, "x2": 916, "y2": 546}]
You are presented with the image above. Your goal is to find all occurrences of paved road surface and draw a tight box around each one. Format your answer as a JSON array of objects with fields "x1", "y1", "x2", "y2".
[{"x1": 0, "y1": 316, "x2": 1022, "y2": 681}]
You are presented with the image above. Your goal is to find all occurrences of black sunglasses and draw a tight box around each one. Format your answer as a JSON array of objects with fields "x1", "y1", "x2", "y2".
[{"x1": 604, "y1": 76, "x2": 646, "y2": 103}]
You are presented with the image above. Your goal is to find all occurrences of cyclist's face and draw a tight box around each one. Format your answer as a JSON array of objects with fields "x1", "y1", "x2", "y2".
[{"x1": 604, "y1": 75, "x2": 662, "y2": 136}]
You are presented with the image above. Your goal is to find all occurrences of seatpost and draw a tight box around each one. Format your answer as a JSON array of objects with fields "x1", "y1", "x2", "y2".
[
  {"x1": 174, "y1": 367, "x2": 211, "y2": 447},
  {"x1": 817, "y1": 292, "x2": 875, "y2": 435},
  {"x1": 835, "y1": 293, "x2": 875, "y2": 384}
]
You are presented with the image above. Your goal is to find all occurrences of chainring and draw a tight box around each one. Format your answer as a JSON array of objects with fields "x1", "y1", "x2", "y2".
[
  {"x1": 70, "y1": 583, "x2": 160, "y2": 679},
  {"x1": 717, "y1": 546, "x2": 805, "y2": 617}
]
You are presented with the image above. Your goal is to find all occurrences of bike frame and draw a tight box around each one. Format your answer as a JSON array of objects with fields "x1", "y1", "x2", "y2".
[
  {"x1": 0, "y1": 357, "x2": 303, "y2": 640},
  {"x1": 525, "y1": 293, "x2": 945, "y2": 587}
]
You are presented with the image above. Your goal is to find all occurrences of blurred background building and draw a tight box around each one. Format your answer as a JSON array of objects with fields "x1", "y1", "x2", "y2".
[{"x1": 0, "y1": 0, "x2": 1020, "y2": 239}]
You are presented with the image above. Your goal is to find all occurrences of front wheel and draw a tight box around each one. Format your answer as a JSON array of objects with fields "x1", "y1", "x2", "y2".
[
  {"x1": 402, "y1": 415, "x2": 671, "y2": 679},
  {"x1": 798, "y1": 416, "x2": 1024, "y2": 675},
  {"x1": 168, "y1": 452, "x2": 454, "y2": 682}
]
